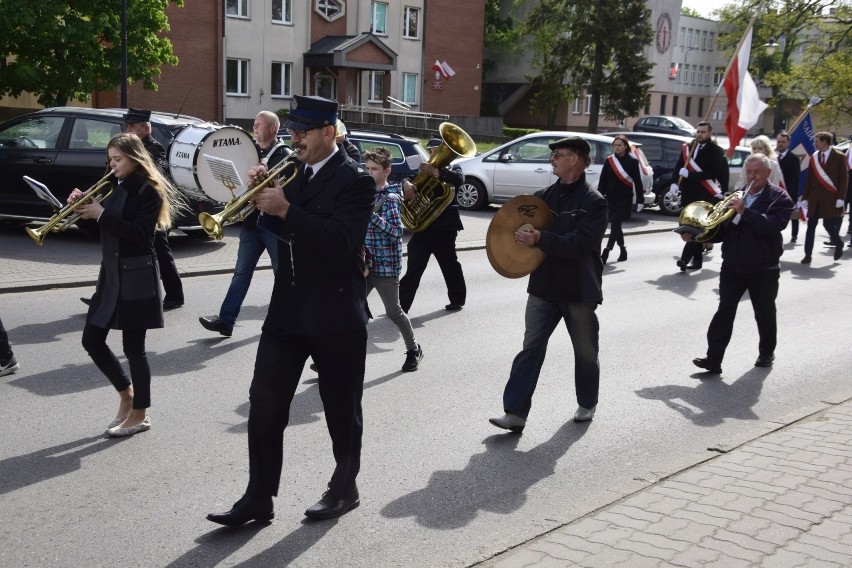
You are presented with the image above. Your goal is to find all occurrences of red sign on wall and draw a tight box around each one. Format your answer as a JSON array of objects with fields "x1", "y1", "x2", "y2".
[{"x1": 432, "y1": 82, "x2": 443, "y2": 90}]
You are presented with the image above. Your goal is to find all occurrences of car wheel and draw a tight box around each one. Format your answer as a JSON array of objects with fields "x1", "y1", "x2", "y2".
[
  {"x1": 455, "y1": 178, "x2": 487, "y2": 210},
  {"x1": 658, "y1": 188, "x2": 682, "y2": 216}
]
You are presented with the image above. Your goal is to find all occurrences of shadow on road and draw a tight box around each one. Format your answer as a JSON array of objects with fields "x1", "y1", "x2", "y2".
[
  {"x1": 635, "y1": 367, "x2": 770, "y2": 427},
  {"x1": 380, "y1": 420, "x2": 590, "y2": 529}
]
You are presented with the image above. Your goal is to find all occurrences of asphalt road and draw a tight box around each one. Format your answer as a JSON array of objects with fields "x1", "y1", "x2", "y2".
[{"x1": 1, "y1": 229, "x2": 850, "y2": 567}]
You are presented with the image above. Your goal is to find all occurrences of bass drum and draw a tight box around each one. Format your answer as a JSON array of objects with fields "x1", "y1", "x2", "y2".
[{"x1": 168, "y1": 124, "x2": 260, "y2": 203}]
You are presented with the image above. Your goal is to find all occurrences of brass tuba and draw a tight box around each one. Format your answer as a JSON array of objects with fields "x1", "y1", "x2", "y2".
[
  {"x1": 198, "y1": 156, "x2": 299, "y2": 240},
  {"x1": 677, "y1": 189, "x2": 744, "y2": 242},
  {"x1": 26, "y1": 171, "x2": 115, "y2": 246},
  {"x1": 401, "y1": 122, "x2": 476, "y2": 232}
]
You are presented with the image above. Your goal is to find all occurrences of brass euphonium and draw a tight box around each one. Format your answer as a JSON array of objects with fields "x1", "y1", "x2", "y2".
[
  {"x1": 677, "y1": 188, "x2": 745, "y2": 242},
  {"x1": 198, "y1": 156, "x2": 300, "y2": 240},
  {"x1": 401, "y1": 122, "x2": 476, "y2": 232},
  {"x1": 26, "y1": 171, "x2": 116, "y2": 246}
]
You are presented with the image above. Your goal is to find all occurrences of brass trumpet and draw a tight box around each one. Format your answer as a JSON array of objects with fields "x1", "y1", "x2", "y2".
[
  {"x1": 677, "y1": 189, "x2": 745, "y2": 242},
  {"x1": 26, "y1": 171, "x2": 115, "y2": 246},
  {"x1": 198, "y1": 156, "x2": 300, "y2": 240}
]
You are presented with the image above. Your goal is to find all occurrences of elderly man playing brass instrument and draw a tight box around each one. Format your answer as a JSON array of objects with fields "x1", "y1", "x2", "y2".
[{"x1": 685, "y1": 154, "x2": 794, "y2": 374}]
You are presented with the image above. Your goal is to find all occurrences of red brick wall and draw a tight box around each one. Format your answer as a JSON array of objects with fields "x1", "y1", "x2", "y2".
[
  {"x1": 421, "y1": 0, "x2": 484, "y2": 117},
  {"x1": 95, "y1": 0, "x2": 223, "y2": 123}
]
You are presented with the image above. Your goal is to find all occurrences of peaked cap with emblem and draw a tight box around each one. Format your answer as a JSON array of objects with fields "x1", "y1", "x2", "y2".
[
  {"x1": 285, "y1": 95, "x2": 339, "y2": 132},
  {"x1": 124, "y1": 107, "x2": 152, "y2": 124}
]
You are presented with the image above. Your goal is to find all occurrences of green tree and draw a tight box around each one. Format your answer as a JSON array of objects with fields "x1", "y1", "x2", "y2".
[
  {"x1": 0, "y1": 0, "x2": 183, "y2": 107},
  {"x1": 715, "y1": 0, "x2": 842, "y2": 135},
  {"x1": 681, "y1": 7, "x2": 703, "y2": 18},
  {"x1": 522, "y1": 0, "x2": 654, "y2": 132}
]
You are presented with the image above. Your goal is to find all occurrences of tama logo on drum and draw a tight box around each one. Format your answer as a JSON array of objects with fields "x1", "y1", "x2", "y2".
[
  {"x1": 213, "y1": 138, "x2": 243, "y2": 147},
  {"x1": 176, "y1": 151, "x2": 191, "y2": 159}
]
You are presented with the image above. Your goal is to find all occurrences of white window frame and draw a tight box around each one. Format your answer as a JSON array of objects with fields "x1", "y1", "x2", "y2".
[
  {"x1": 226, "y1": 0, "x2": 249, "y2": 18},
  {"x1": 371, "y1": 2, "x2": 388, "y2": 35},
  {"x1": 572, "y1": 97, "x2": 581, "y2": 114},
  {"x1": 272, "y1": 0, "x2": 292, "y2": 24},
  {"x1": 403, "y1": 6, "x2": 420, "y2": 39},
  {"x1": 369, "y1": 71, "x2": 384, "y2": 103},
  {"x1": 271, "y1": 62, "x2": 292, "y2": 98},
  {"x1": 226, "y1": 58, "x2": 249, "y2": 96},
  {"x1": 401, "y1": 73, "x2": 417, "y2": 104},
  {"x1": 584, "y1": 94, "x2": 592, "y2": 115},
  {"x1": 316, "y1": 0, "x2": 345, "y2": 22}
]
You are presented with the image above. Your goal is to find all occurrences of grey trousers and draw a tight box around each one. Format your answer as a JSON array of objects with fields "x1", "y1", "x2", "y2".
[{"x1": 367, "y1": 273, "x2": 417, "y2": 351}]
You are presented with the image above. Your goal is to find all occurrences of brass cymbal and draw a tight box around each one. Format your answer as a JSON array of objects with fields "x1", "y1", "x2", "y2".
[{"x1": 486, "y1": 195, "x2": 553, "y2": 278}]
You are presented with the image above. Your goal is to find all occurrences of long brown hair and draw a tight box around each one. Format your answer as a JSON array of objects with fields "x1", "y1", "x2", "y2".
[{"x1": 107, "y1": 133, "x2": 184, "y2": 230}]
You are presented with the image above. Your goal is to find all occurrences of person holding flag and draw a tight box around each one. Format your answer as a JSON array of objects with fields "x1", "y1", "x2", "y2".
[
  {"x1": 775, "y1": 132, "x2": 801, "y2": 243},
  {"x1": 667, "y1": 122, "x2": 729, "y2": 271},
  {"x1": 800, "y1": 131, "x2": 848, "y2": 263}
]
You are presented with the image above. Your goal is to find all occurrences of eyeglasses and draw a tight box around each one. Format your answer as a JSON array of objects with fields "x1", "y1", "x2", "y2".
[
  {"x1": 286, "y1": 127, "x2": 320, "y2": 139},
  {"x1": 550, "y1": 151, "x2": 575, "y2": 160}
]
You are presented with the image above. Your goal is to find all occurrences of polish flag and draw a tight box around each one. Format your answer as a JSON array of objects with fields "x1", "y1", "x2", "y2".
[
  {"x1": 432, "y1": 60, "x2": 455, "y2": 80},
  {"x1": 722, "y1": 26, "x2": 768, "y2": 158}
]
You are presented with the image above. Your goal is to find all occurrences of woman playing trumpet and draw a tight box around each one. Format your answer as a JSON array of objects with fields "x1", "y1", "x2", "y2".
[{"x1": 69, "y1": 133, "x2": 183, "y2": 437}]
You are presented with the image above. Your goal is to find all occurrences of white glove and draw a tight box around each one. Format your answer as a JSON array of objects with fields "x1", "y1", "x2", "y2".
[
  {"x1": 837, "y1": 199, "x2": 845, "y2": 208},
  {"x1": 714, "y1": 193, "x2": 723, "y2": 200},
  {"x1": 668, "y1": 183, "x2": 679, "y2": 195},
  {"x1": 636, "y1": 204, "x2": 644, "y2": 212},
  {"x1": 679, "y1": 168, "x2": 690, "y2": 178},
  {"x1": 798, "y1": 200, "x2": 806, "y2": 210}
]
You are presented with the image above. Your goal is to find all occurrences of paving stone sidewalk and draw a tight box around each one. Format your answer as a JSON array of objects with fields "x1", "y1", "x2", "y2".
[{"x1": 478, "y1": 400, "x2": 852, "y2": 568}]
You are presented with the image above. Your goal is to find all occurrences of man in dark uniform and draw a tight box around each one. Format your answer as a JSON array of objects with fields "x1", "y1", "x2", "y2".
[
  {"x1": 398, "y1": 138, "x2": 467, "y2": 312},
  {"x1": 207, "y1": 95, "x2": 374, "y2": 525},
  {"x1": 124, "y1": 108, "x2": 185, "y2": 310},
  {"x1": 667, "y1": 121, "x2": 729, "y2": 271},
  {"x1": 775, "y1": 131, "x2": 801, "y2": 243}
]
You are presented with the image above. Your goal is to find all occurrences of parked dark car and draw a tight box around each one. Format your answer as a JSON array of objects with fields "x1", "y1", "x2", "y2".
[
  {"x1": 0, "y1": 107, "x2": 226, "y2": 231},
  {"x1": 633, "y1": 115, "x2": 697, "y2": 137},
  {"x1": 278, "y1": 128, "x2": 429, "y2": 183},
  {"x1": 611, "y1": 131, "x2": 749, "y2": 215}
]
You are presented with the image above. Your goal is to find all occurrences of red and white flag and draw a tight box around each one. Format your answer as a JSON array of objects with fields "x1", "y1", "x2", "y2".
[
  {"x1": 722, "y1": 26, "x2": 768, "y2": 158},
  {"x1": 432, "y1": 60, "x2": 455, "y2": 80}
]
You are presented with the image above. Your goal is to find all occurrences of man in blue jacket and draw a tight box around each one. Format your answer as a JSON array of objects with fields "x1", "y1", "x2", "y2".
[
  {"x1": 688, "y1": 154, "x2": 794, "y2": 374},
  {"x1": 489, "y1": 136, "x2": 608, "y2": 433}
]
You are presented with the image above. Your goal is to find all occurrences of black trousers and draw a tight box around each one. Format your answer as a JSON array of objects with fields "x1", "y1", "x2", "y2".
[
  {"x1": 81, "y1": 323, "x2": 151, "y2": 409},
  {"x1": 680, "y1": 240, "x2": 704, "y2": 268},
  {"x1": 605, "y1": 220, "x2": 625, "y2": 250},
  {"x1": 154, "y1": 230, "x2": 183, "y2": 303},
  {"x1": 399, "y1": 230, "x2": 466, "y2": 312},
  {"x1": 0, "y1": 316, "x2": 13, "y2": 362},
  {"x1": 246, "y1": 327, "x2": 367, "y2": 498},
  {"x1": 706, "y1": 266, "x2": 779, "y2": 362}
]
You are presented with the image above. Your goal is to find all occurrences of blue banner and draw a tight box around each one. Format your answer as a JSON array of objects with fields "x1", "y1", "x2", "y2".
[{"x1": 788, "y1": 112, "x2": 816, "y2": 197}]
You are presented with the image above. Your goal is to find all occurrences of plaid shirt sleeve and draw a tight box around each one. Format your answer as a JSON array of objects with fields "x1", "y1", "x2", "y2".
[{"x1": 364, "y1": 184, "x2": 404, "y2": 277}]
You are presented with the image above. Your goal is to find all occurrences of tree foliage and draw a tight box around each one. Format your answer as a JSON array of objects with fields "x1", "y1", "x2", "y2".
[
  {"x1": 483, "y1": 0, "x2": 524, "y2": 78},
  {"x1": 714, "y1": 0, "x2": 847, "y2": 134},
  {"x1": 522, "y1": 0, "x2": 655, "y2": 132},
  {"x1": 680, "y1": 7, "x2": 703, "y2": 18},
  {"x1": 0, "y1": 0, "x2": 183, "y2": 107}
]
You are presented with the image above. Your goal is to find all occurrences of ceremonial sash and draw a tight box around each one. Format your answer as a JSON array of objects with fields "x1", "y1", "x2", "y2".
[
  {"x1": 630, "y1": 147, "x2": 651, "y2": 177},
  {"x1": 607, "y1": 155, "x2": 634, "y2": 189},
  {"x1": 811, "y1": 151, "x2": 839, "y2": 194},
  {"x1": 682, "y1": 144, "x2": 723, "y2": 197}
]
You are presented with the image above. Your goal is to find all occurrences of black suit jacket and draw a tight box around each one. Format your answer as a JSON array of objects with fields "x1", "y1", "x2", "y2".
[
  {"x1": 673, "y1": 140, "x2": 729, "y2": 205},
  {"x1": 778, "y1": 150, "x2": 800, "y2": 201},
  {"x1": 263, "y1": 149, "x2": 375, "y2": 336}
]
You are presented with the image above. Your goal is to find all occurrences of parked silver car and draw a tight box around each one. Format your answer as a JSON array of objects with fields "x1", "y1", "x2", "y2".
[{"x1": 452, "y1": 131, "x2": 654, "y2": 210}]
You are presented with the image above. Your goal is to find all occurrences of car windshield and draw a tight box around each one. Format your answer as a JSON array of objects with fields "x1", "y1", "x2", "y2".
[{"x1": 669, "y1": 117, "x2": 694, "y2": 129}]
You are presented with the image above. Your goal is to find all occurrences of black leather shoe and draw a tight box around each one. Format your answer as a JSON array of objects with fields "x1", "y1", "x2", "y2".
[
  {"x1": 80, "y1": 297, "x2": 91, "y2": 306},
  {"x1": 834, "y1": 242, "x2": 844, "y2": 261},
  {"x1": 445, "y1": 304, "x2": 463, "y2": 311},
  {"x1": 684, "y1": 263, "x2": 701, "y2": 270},
  {"x1": 207, "y1": 494, "x2": 273, "y2": 527},
  {"x1": 693, "y1": 357, "x2": 722, "y2": 373},
  {"x1": 676, "y1": 260, "x2": 687, "y2": 272},
  {"x1": 755, "y1": 354, "x2": 775, "y2": 368},
  {"x1": 304, "y1": 487, "x2": 360, "y2": 521},
  {"x1": 163, "y1": 299, "x2": 184, "y2": 310},
  {"x1": 199, "y1": 315, "x2": 233, "y2": 337}
]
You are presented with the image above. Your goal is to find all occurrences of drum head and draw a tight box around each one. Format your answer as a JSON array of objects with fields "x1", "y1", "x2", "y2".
[
  {"x1": 486, "y1": 195, "x2": 553, "y2": 278},
  {"x1": 169, "y1": 124, "x2": 259, "y2": 203}
]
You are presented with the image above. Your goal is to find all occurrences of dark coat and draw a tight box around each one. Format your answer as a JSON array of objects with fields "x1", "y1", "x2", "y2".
[
  {"x1": 86, "y1": 173, "x2": 163, "y2": 330},
  {"x1": 713, "y1": 183, "x2": 794, "y2": 272},
  {"x1": 803, "y1": 148, "x2": 848, "y2": 219},
  {"x1": 422, "y1": 165, "x2": 464, "y2": 232},
  {"x1": 142, "y1": 135, "x2": 168, "y2": 172},
  {"x1": 529, "y1": 175, "x2": 608, "y2": 303},
  {"x1": 673, "y1": 140, "x2": 729, "y2": 205},
  {"x1": 598, "y1": 152, "x2": 643, "y2": 222},
  {"x1": 264, "y1": 149, "x2": 375, "y2": 336},
  {"x1": 777, "y1": 150, "x2": 800, "y2": 201}
]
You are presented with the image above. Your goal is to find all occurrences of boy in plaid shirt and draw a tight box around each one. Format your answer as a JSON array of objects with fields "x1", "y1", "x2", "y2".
[{"x1": 364, "y1": 148, "x2": 424, "y2": 371}]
